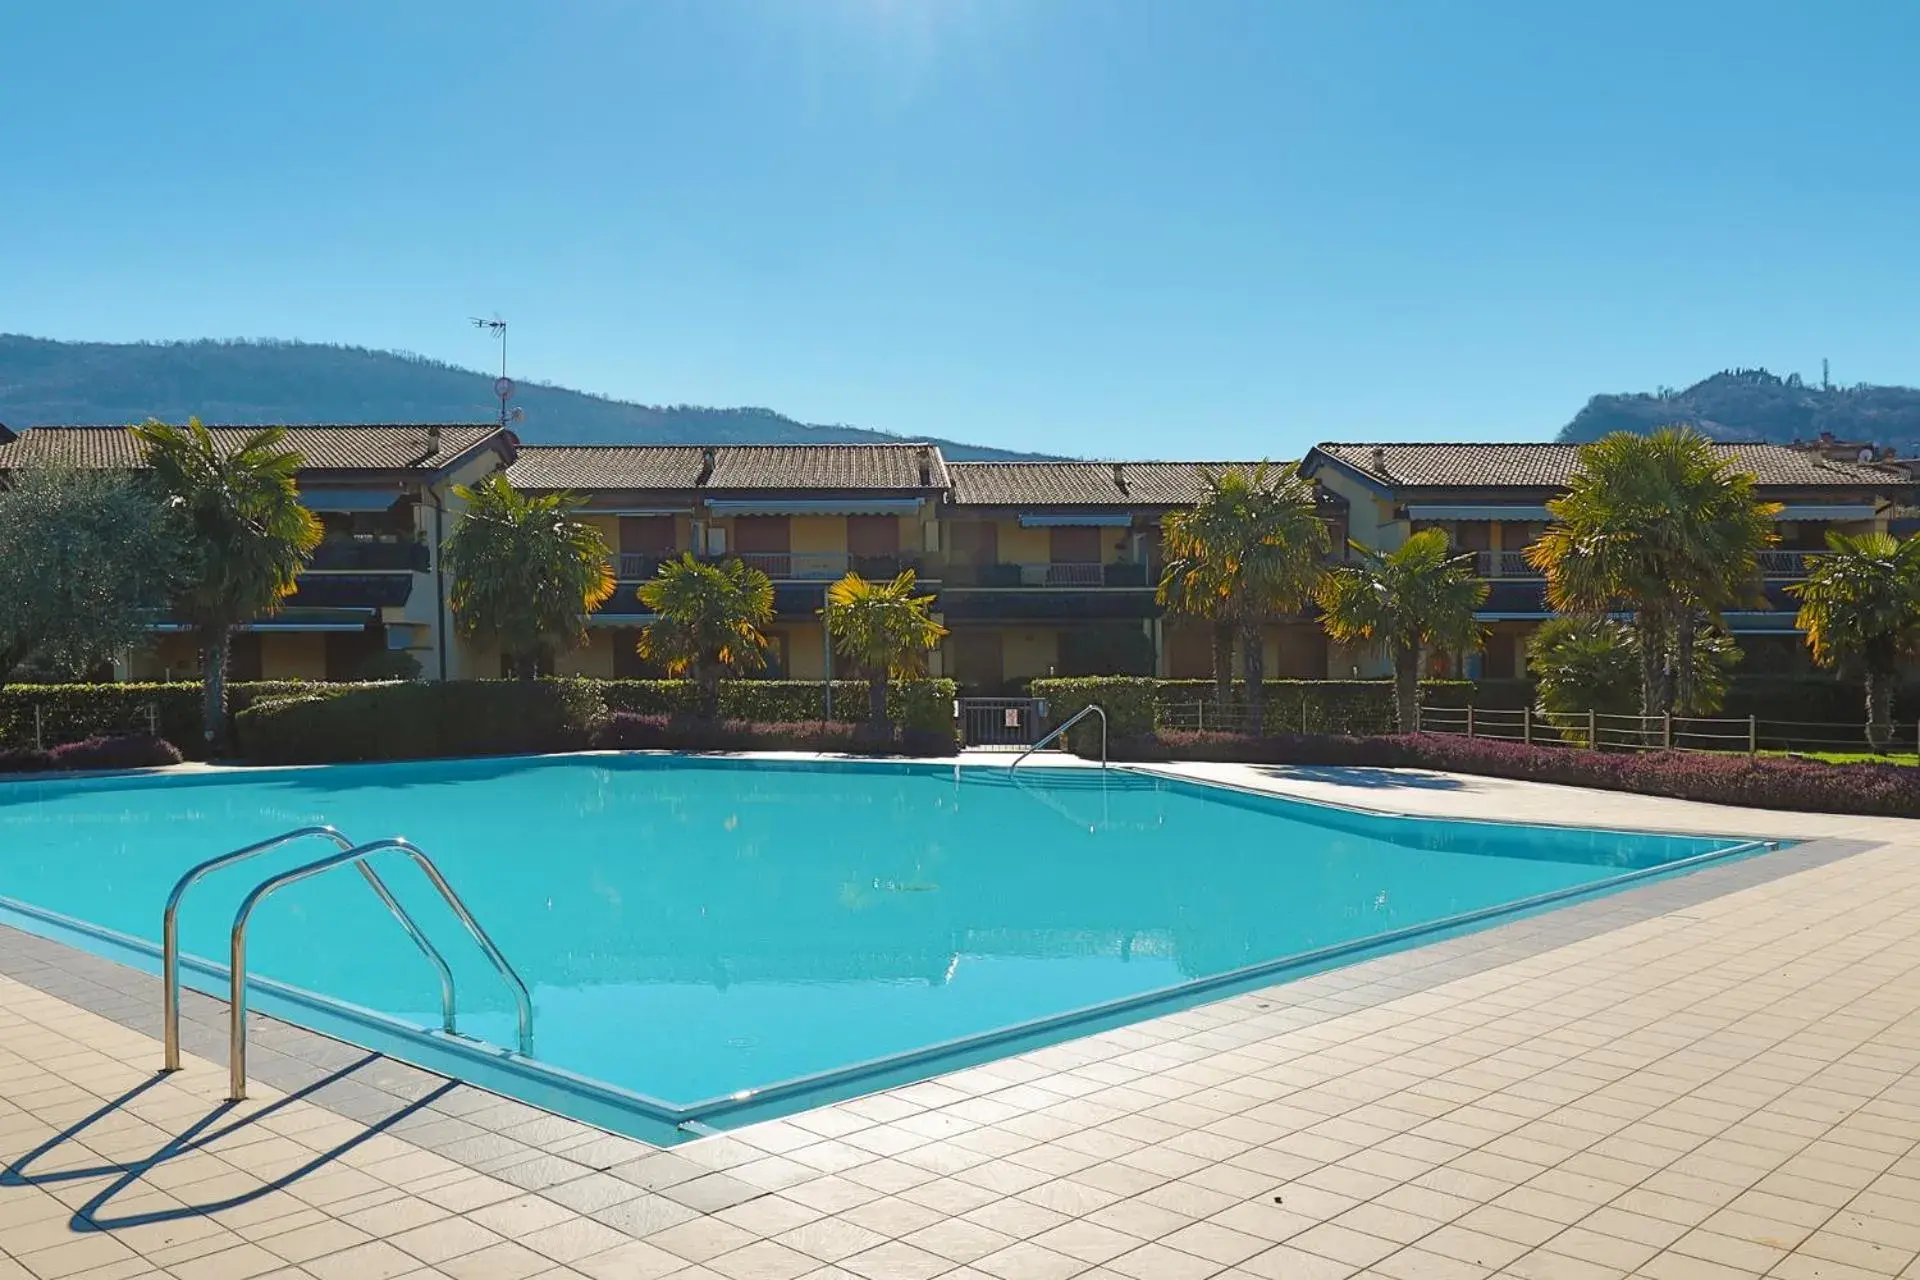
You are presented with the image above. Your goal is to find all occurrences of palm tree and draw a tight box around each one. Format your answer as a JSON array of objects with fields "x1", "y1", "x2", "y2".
[
  {"x1": 441, "y1": 475, "x2": 616, "y2": 678},
  {"x1": 134, "y1": 420, "x2": 322, "y2": 751},
  {"x1": 1526, "y1": 615, "x2": 1739, "y2": 745},
  {"x1": 822, "y1": 570, "x2": 948, "y2": 734},
  {"x1": 1528, "y1": 428, "x2": 1777, "y2": 718},
  {"x1": 1316, "y1": 528, "x2": 1487, "y2": 734},
  {"x1": 1157, "y1": 464, "x2": 1329, "y2": 734},
  {"x1": 637, "y1": 554, "x2": 775, "y2": 718},
  {"x1": 1789, "y1": 532, "x2": 1920, "y2": 752}
]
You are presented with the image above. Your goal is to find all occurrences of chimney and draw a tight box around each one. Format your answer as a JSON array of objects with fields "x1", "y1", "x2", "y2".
[
  {"x1": 1370, "y1": 446, "x2": 1388, "y2": 474},
  {"x1": 1112, "y1": 462, "x2": 1128, "y2": 495},
  {"x1": 917, "y1": 445, "x2": 934, "y2": 487},
  {"x1": 697, "y1": 447, "x2": 716, "y2": 485},
  {"x1": 424, "y1": 424, "x2": 442, "y2": 456}
]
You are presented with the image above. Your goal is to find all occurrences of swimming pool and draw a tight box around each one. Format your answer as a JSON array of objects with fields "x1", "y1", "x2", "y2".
[{"x1": 0, "y1": 756, "x2": 1769, "y2": 1141}]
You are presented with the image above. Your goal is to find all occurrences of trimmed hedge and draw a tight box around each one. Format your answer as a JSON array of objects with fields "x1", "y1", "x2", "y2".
[
  {"x1": 0, "y1": 734, "x2": 185, "y2": 775},
  {"x1": 593, "y1": 713, "x2": 956, "y2": 757},
  {"x1": 1096, "y1": 730, "x2": 1920, "y2": 818},
  {"x1": 0, "y1": 681, "x2": 377, "y2": 759},
  {"x1": 598, "y1": 679, "x2": 956, "y2": 734},
  {"x1": 236, "y1": 681, "x2": 608, "y2": 764},
  {"x1": 1028, "y1": 677, "x2": 1481, "y2": 742},
  {"x1": 3, "y1": 678, "x2": 958, "y2": 759}
]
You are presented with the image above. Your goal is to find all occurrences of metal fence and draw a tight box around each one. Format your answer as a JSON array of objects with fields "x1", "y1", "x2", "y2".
[
  {"x1": 957, "y1": 697, "x2": 1046, "y2": 748},
  {"x1": 0, "y1": 700, "x2": 161, "y2": 752},
  {"x1": 1419, "y1": 704, "x2": 1919, "y2": 757}
]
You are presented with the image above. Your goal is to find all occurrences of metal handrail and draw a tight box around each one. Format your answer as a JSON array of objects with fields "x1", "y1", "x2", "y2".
[
  {"x1": 161, "y1": 826, "x2": 457, "y2": 1072},
  {"x1": 1009, "y1": 703, "x2": 1107, "y2": 773},
  {"x1": 225, "y1": 837, "x2": 534, "y2": 1100}
]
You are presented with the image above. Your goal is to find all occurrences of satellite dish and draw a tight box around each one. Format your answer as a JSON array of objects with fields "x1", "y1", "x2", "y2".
[
  {"x1": 509, "y1": 407, "x2": 526, "y2": 423},
  {"x1": 1859, "y1": 446, "x2": 1876, "y2": 464},
  {"x1": 494, "y1": 376, "x2": 515, "y2": 401}
]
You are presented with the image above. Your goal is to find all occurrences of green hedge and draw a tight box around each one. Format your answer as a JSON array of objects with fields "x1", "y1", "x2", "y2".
[
  {"x1": 2, "y1": 677, "x2": 958, "y2": 759},
  {"x1": 1028, "y1": 677, "x2": 1481, "y2": 743},
  {"x1": 236, "y1": 681, "x2": 608, "y2": 764},
  {"x1": 599, "y1": 679, "x2": 956, "y2": 734},
  {"x1": 0, "y1": 681, "x2": 370, "y2": 758}
]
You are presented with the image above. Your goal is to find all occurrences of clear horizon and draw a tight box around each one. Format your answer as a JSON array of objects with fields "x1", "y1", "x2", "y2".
[{"x1": 5, "y1": 1, "x2": 1916, "y2": 456}]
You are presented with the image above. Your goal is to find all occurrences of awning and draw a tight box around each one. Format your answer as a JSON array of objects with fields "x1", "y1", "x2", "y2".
[
  {"x1": 583, "y1": 507, "x2": 692, "y2": 517},
  {"x1": 1405, "y1": 505, "x2": 1551, "y2": 521},
  {"x1": 589, "y1": 612, "x2": 658, "y2": 628},
  {"x1": 704, "y1": 499, "x2": 923, "y2": 517},
  {"x1": 1017, "y1": 513, "x2": 1135, "y2": 528},
  {"x1": 301, "y1": 488, "x2": 403, "y2": 512},
  {"x1": 1773, "y1": 504, "x2": 1878, "y2": 522},
  {"x1": 1724, "y1": 610, "x2": 1804, "y2": 634},
  {"x1": 146, "y1": 608, "x2": 376, "y2": 634}
]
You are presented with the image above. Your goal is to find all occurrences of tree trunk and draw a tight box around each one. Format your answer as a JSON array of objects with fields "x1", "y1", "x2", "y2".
[
  {"x1": 1673, "y1": 607, "x2": 1698, "y2": 716},
  {"x1": 696, "y1": 660, "x2": 720, "y2": 721},
  {"x1": 1240, "y1": 620, "x2": 1266, "y2": 736},
  {"x1": 1637, "y1": 614, "x2": 1666, "y2": 743},
  {"x1": 1867, "y1": 669, "x2": 1893, "y2": 754},
  {"x1": 1211, "y1": 622, "x2": 1234, "y2": 716},
  {"x1": 201, "y1": 624, "x2": 229, "y2": 755},
  {"x1": 868, "y1": 670, "x2": 890, "y2": 734},
  {"x1": 1393, "y1": 643, "x2": 1420, "y2": 734}
]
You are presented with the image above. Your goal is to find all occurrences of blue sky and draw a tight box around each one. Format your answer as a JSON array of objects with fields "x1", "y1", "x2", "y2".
[{"x1": 3, "y1": 1, "x2": 1916, "y2": 458}]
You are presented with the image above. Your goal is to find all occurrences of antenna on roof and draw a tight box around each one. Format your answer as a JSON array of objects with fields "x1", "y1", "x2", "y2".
[{"x1": 471, "y1": 315, "x2": 516, "y2": 429}]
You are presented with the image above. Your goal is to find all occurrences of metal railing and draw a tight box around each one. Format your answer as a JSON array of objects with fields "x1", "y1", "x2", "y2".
[
  {"x1": 1472, "y1": 550, "x2": 1540, "y2": 578},
  {"x1": 1010, "y1": 703, "x2": 1108, "y2": 773},
  {"x1": 1421, "y1": 704, "x2": 1920, "y2": 757},
  {"x1": 161, "y1": 827, "x2": 533, "y2": 1100},
  {"x1": 306, "y1": 540, "x2": 430, "y2": 572},
  {"x1": 1758, "y1": 550, "x2": 1830, "y2": 577}
]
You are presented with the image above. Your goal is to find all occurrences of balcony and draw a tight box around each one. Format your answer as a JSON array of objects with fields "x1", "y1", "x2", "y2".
[
  {"x1": 1473, "y1": 549, "x2": 1540, "y2": 579},
  {"x1": 307, "y1": 540, "x2": 429, "y2": 572},
  {"x1": 1759, "y1": 550, "x2": 1829, "y2": 578},
  {"x1": 944, "y1": 561, "x2": 1150, "y2": 588},
  {"x1": 617, "y1": 552, "x2": 934, "y2": 581}
]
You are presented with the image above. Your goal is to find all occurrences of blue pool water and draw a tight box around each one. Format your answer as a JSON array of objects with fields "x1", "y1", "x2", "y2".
[{"x1": 0, "y1": 757, "x2": 1765, "y2": 1138}]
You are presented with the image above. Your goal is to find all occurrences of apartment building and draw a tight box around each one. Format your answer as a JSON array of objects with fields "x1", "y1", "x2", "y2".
[
  {"x1": 500, "y1": 444, "x2": 949, "y2": 680},
  {"x1": 0, "y1": 424, "x2": 515, "y2": 681},
  {"x1": 1300, "y1": 442, "x2": 1914, "y2": 679},
  {"x1": 4, "y1": 425, "x2": 1911, "y2": 687}
]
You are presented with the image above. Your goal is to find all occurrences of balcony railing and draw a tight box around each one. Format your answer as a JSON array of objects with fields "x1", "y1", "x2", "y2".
[
  {"x1": 1473, "y1": 549, "x2": 1541, "y2": 579},
  {"x1": 1759, "y1": 550, "x2": 1829, "y2": 577},
  {"x1": 617, "y1": 551, "x2": 933, "y2": 581},
  {"x1": 307, "y1": 541, "x2": 429, "y2": 572},
  {"x1": 943, "y1": 561, "x2": 1150, "y2": 588}
]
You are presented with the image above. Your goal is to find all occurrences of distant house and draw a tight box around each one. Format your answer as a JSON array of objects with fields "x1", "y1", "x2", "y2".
[
  {"x1": 0, "y1": 423, "x2": 515, "y2": 681},
  {"x1": 1299, "y1": 442, "x2": 1915, "y2": 679}
]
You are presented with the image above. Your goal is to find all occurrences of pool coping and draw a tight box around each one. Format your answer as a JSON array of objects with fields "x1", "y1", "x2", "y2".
[{"x1": 0, "y1": 757, "x2": 1884, "y2": 1204}]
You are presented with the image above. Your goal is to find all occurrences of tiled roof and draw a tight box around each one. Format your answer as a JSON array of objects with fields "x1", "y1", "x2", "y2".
[
  {"x1": 506, "y1": 444, "x2": 949, "y2": 492},
  {"x1": 0, "y1": 424, "x2": 504, "y2": 474},
  {"x1": 947, "y1": 461, "x2": 1312, "y2": 507},
  {"x1": 1307, "y1": 441, "x2": 1908, "y2": 490}
]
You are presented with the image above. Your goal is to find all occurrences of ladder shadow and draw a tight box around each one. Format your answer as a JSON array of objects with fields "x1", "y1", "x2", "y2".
[{"x1": 0, "y1": 1052, "x2": 456, "y2": 1232}]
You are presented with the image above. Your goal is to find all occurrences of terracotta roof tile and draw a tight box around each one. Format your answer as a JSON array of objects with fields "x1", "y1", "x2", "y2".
[
  {"x1": 1307, "y1": 441, "x2": 1907, "y2": 490},
  {"x1": 0, "y1": 424, "x2": 504, "y2": 474},
  {"x1": 947, "y1": 461, "x2": 1303, "y2": 507},
  {"x1": 506, "y1": 444, "x2": 948, "y2": 492}
]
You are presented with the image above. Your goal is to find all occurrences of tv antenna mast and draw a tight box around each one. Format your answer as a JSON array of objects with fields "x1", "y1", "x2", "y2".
[{"x1": 470, "y1": 315, "x2": 522, "y2": 429}]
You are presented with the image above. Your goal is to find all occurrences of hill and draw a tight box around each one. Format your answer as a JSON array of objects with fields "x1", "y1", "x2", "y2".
[
  {"x1": 1560, "y1": 367, "x2": 1920, "y2": 453},
  {"x1": 0, "y1": 335, "x2": 1052, "y2": 460}
]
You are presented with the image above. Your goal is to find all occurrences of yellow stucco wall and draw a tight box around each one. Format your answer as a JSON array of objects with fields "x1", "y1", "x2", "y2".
[
  {"x1": 1312, "y1": 468, "x2": 1404, "y2": 556},
  {"x1": 1001, "y1": 628, "x2": 1060, "y2": 681},
  {"x1": 260, "y1": 633, "x2": 329, "y2": 681},
  {"x1": 779, "y1": 622, "x2": 828, "y2": 680},
  {"x1": 555, "y1": 632, "x2": 617, "y2": 679},
  {"x1": 789, "y1": 516, "x2": 848, "y2": 555}
]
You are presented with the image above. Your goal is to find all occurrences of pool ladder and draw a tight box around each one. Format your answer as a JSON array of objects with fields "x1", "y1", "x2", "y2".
[
  {"x1": 1009, "y1": 703, "x2": 1108, "y2": 773},
  {"x1": 160, "y1": 826, "x2": 534, "y2": 1101}
]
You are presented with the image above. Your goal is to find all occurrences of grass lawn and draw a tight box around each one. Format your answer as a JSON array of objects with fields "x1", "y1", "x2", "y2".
[{"x1": 1770, "y1": 749, "x2": 1920, "y2": 766}]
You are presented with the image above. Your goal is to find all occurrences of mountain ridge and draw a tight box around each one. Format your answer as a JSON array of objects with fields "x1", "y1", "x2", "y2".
[
  {"x1": 1559, "y1": 367, "x2": 1920, "y2": 454},
  {"x1": 0, "y1": 334, "x2": 1055, "y2": 461}
]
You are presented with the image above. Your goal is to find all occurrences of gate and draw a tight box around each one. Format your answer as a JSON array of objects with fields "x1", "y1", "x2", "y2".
[{"x1": 957, "y1": 697, "x2": 1046, "y2": 748}]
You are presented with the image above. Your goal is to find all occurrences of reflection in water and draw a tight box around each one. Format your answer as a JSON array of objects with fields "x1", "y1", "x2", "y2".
[{"x1": 0, "y1": 758, "x2": 1742, "y2": 1105}]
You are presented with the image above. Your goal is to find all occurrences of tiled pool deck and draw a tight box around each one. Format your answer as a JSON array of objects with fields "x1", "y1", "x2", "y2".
[{"x1": 3, "y1": 757, "x2": 1919, "y2": 1280}]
